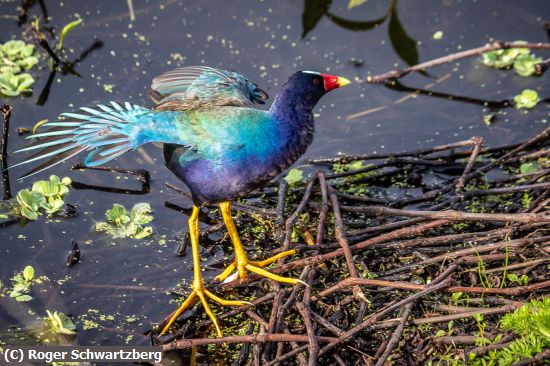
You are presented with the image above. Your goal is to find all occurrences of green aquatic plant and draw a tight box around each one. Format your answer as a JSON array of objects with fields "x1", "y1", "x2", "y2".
[
  {"x1": 482, "y1": 45, "x2": 529, "y2": 69},
  {"x1": 519, "y1": 161, "x2": 541, "y2": 174},
  {"x1": 283, "y1": 168, "x2": 304, "y2": 187},
  {"x1": 95, "y1": 202, "x2": 154, "y2": 239},
  {"x1": 514, "y1": 89, "x2": 540, "y2": 109},
  {"x1": 432, "y1": 30, "x2": 443, "y2": 40},
  {"x1": 0, "y1": 40, "x2": 39, "y2": 96},
  {"x1": 513, "y1": 53, "x2": 543, "y2": 77},
  {"x1": 57, "y1": 17, "x2": 83, "y2": 50},
  {"x1": 332, "y1": 160, "x2": 374, "y2": 179},
  {"x1": 46, "y1": 310, "x2": 76, "y2": 335},
  {"x1": 7, "y1": 265, "x2": 46, "y2": 302},
  {"x1": 0, "y1": 40, "x2": 39, "y2": 73},
  {"x1": 0, "y1": 72, "x2": 35, "y2": 96},
  {"x1": 15, "y1": 175, "x2": 72, "y2": 220},
  {"x1": 481, "y1": 42, "x2": 542, "y2": 77}
]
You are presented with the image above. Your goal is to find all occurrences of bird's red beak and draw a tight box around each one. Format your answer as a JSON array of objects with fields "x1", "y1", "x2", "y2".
[{"x1": 321, "y1": 73, "x2": 351, "y2": 92}]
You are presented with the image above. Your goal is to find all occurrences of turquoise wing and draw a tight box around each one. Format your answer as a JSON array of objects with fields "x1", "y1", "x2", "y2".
[
  {"x1": 171, "y1": 107, "x2": 280, "y2": 163},
  {"x1": 149, "y1": 66, "x2": 269, "y2": 111}
]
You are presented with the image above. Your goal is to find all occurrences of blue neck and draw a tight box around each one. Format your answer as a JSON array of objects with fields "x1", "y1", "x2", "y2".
[
  {"x1": 268, "y1": 82, "x2": 323, "y2": 162},
  {"x1": 269, "y1": 81, "x2": 320, "y2": 128}
]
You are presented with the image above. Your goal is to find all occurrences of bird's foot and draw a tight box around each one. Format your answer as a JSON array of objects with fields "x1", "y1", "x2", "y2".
[
  {"x1": 214, "y1": 249, "x2": 304, "y2": 285},
  {"x1": 160, "y1": 281, "x2": 251, "y2": 336}
]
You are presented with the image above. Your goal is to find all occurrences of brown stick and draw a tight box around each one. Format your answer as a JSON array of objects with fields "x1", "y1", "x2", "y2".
[
  {"x1": 374, "y1": 303, "x2": 414, "y2": 366},
  {"x1": 467, "y1": 258, "x2": 549, "y2": 274},
  {"x1": 296, "y1": 269, "x2": 319, "y2": 366},
  {"x1": 435, "y1": 335, "x2": 497, "y2": 345},
  {"x1": 309, "y1": 138, "x2": 481, "y2": 164},
  {"x1": 455, "y1": 136, "x2": 484, "y2": 191},
  {"x1": 318, "y1": 278, "x2": 452, "y2": 356},
  {"x1": 313, "y1": 277, "x2": 550, "y2": 300},
  {"x1": 339, "y1": 205, "x2": 550, "y2": 224},
  {"x1": 162, "y1": 333, "x2": 339, "y2": 350},
  {"x1": 506, "y1": 349, "x2": 550, "y2": 366},
  {"x1": 310, "y1": 310, "x2": 344, "y2": 336},
  {"x1": 369, "y1": 41, "x2": 550, "y2": 83},
  {"x1": 264, "y1": 177, "x2": 319, "y2": 361},
  {"x1": 315, "y1": 172, "x2": 329, "y2": 245},
  {"x1": 264, "y1": 344, "x2": 309, "y2": 366},
  {"x1": 370, "y1": 305, "x2": 518, "y2": 330},
  {"x1": 264, "y1": 220, "x2": 450, "y2": 278},
  {"x1": 328, "y1": 186, "x2": 365, "y2": 300},
  {"x1": 1, "y1": 105, "x2": 12, "y2": 200}
]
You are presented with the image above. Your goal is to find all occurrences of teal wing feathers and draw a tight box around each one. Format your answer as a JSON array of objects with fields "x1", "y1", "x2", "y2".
[
  {"x1": 149, "y1": 66, "x2": 268, "y2": 111},
  {"x1": 12, "y1": 102, "x2": 178, "y2": 178}
]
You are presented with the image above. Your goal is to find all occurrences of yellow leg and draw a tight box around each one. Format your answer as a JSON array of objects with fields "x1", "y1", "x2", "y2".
[
  {"x1": 214, "y1": 201, "x2": 304, "y2": 286},
  {"x1": 160, "y1": 205, "x2": 250, "y2": 336}
]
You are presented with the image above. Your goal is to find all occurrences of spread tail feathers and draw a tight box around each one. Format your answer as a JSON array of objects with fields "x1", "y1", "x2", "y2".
[{"x1": 12, "y1": 102, "x2": 152, "y2": 179}]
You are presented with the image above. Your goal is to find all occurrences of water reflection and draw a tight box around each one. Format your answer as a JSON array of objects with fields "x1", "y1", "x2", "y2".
[{"x1": 303, "y1": 0, "x2": 419, "y2": 67}]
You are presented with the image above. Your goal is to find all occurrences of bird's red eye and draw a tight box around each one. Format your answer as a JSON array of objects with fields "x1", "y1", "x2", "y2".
[{"x1": 313, "y1": 79, "x2": 320, "y2": 85}]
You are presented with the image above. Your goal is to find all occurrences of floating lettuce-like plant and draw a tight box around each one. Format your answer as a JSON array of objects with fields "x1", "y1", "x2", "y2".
[
  {"x1": 46, "y1": 310, "x2": 76, "y2": 335},
  {"x1": 0, "y1": 72, "x2": 35, "y2": 96},
  {"x1": 283, "y1": 168, "x2": 304, "y2": 187},
  {"x1": 0, "y1": 40, "x2": 39, "y2": 96},
  {"x1": 513, "y1": 53, "x2": 543, "y2": 77},
  {"x1": 7, "y1": 265, "x2": 47, "y2": 302},
  {"x1": 482, "y1": 45, "x2": 529, "y2": 69},
  {"x1": 513, "y1": 89, "x2": 540, "y2": 110},
  {"x1": 481, "y1": 42, "x2": 542, "y2": 77},
  {"x1": 15, "y1": 175, "x2": 72, "y2": 220},
  {"x1": 96, "y1": 203, "x2": 154, "y2": 239}
]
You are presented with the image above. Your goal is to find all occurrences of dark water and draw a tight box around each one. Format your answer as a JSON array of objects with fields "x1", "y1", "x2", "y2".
[{"x1": 0, "y1": 0, "x2": 549, "y2": 349}]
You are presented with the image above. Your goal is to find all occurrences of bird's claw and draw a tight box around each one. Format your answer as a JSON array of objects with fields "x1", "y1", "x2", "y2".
[
  {"x1": 160, "y1": 285, "x2": 249, "y2": 336},
  {"x1": 215, "y1": 249, "x2": 301, "y2": 285}
]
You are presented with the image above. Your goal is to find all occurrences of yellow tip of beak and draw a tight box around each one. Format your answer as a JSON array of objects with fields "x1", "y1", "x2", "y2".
[{"x1": 337, "y1": 76, "x2": 351, "y2": 88}]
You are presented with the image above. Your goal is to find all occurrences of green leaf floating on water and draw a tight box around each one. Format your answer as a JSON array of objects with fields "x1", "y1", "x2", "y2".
[
  {"x1": 513, "y1": 53, "x2": 543, "y2": 77},
  {"x1": 130, "y1": 202, "x2": 154, "y2": 225},
  {"x1": 0, "y1": 40, "x2": 39, "y2": 97},
  {"x1": 432, "y1": 31, "x2": 443, "y2": 40},
  {"x1": 284, "y1": 168, "x2": 304, "y2": 187},
  {"x1": 14, "y1": 175, "x2": 72, "y2": 220},
  {"x1": 96, "y1": 202, "x2": 154, "y2": 238},
  {"x1": 105, "y1": 203, "x2": 130, "y2": 227},
  {"x1": 514, "y1": 89, "x2": 540, "y2": 109},
  {"x1": 0, "y1": 40, "x2": 39, "y2": 71},
  {"x1": 23, "y1": 265, "x2": 35, "y2": 281},
  {"x1": 482, "y1": 45, "x2": 529, "y2": 69},
  {"x1": 0, "y1": 72, "x2": 34, "y2": 96},
  {"x1": 46, "y1": 310, "x2": 76, "y2": 335},
  {"x1": 6, "y1": 265, "x2": 44, "y2": 302},
  {"x1": 482, "y1": 42, "x2": 543, "y2": 77}
]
